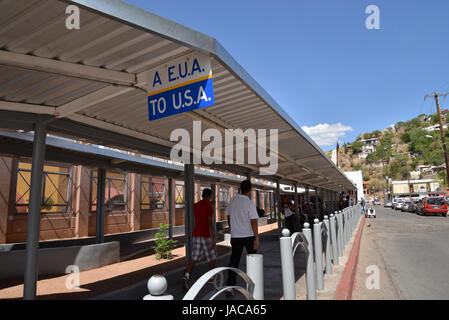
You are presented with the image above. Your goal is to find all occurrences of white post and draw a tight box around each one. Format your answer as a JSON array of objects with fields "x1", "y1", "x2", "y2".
[
  {"x1": 313, "y1": 219, "x2": 324, "y2": 291},
  {"x1": 302, "y1": 223, "x2": 316, "y2": 300},
  {"x1": 330, "y1": 214, "x2": 339, "y2": 265},
  {"x1": 280, "y1": 229, "x2": 296, "y2": 300},
  {"x1": 323, "y1": 216, "x2": 332, "y2": 275},
  {"x1": 143, "y1": 275, "x2": 174, "y2": 300},
  {"x1": 337, "y1": 211, "x2": 343, "y2": 256},
  {"x1": 344, "y1": 210, "x2": 349, "y2": 244},
  {"x1": 246, "y1": 254, "x2": 264, "y2": 300}
]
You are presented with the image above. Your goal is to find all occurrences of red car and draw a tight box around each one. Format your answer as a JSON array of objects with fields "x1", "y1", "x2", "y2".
[{"x1": 416, "y1": 197, "x2": 448, "y2": 217}]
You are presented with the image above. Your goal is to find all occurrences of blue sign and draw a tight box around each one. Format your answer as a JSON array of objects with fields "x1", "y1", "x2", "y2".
[{"x1": 148, "y1": 76, "x2": 214, "y2": 121}]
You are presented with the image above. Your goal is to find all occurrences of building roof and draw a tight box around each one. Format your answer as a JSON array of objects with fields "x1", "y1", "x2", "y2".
[
  {"x1": 391, "y1": 179, "x2": 437, "y2": 185},
  {"x1": 0, "y1": 0, "x2": 355, "y2": 191}
]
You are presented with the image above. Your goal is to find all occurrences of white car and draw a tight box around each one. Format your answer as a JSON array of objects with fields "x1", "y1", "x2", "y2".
[
  {"x1": 366, "y1": 207, "x2": 376, "y2": 218},
  {"x1": 395, "y1": 201, "x2": 404, "y2": 210}
]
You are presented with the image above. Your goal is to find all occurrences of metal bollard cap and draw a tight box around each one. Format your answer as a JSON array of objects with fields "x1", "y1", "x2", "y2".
[
  {"x1": 330, "y1": 214, "x2": 334, "y2": 217},
  {"x1": 324, "y1": 215, "x2": 328, "y2": 219},
  {"x1": 303, "y1": 222, "x2": 310, "y2": 229},
  {"x1": 147, "y1": 275, "x2": 168, "y2": 296},
  {"x1": 314, "y1": 218, "x2": 319, "y2": 223},
  {"x1": 282, "y1": 228, "x2": 291, "y2": 237}
]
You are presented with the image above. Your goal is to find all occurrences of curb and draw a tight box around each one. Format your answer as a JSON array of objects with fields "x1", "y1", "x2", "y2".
[{"x1": 334, "y1": 215, "x2": 366, "y2": 300}]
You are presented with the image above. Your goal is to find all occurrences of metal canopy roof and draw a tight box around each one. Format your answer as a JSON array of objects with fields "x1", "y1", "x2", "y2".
[{"x1": 0, "y1": 0, "x2": 355, "y2": 192}]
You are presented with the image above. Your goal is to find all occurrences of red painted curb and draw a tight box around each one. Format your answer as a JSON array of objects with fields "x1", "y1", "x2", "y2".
[{"x1": 334, "y1": 214, "x2": 366, "y2": 300}]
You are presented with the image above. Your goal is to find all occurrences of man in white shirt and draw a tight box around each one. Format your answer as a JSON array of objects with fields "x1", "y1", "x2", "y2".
[{"x1": 225, "y1": 180, "x2": 260, "y2": 293}]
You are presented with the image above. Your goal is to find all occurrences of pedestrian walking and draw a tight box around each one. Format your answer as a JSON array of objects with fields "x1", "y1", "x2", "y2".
[
  {"x1": 281, "y1": 195, "x2": 297, "y2": 234},
  {"x1": 183, "y1": 188, "x2": 216, "y2": 290},
  {"x1": 225, "y1": 180, "x2": 260, "y2": 296},
  {"x1": 361, "y1": 198, "x2": 366, "y2": 214}
]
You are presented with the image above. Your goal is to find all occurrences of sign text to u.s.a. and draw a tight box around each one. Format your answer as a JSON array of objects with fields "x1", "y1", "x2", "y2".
[{"x1": 147, "y1": 53, "x2": 214, "y2": 121}]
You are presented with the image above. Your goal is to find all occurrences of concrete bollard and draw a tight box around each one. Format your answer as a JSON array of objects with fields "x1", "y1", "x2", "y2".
[
  {"x1": 346, "y1": 209, "x2": 350, "y2": 244},
  {"x1": 339, "y1": 210, "x2": 344, "y2": 252},
  {"x1": 329, "y1": 214, "x2": 339, "y2": 265},
  {"x1": 313, "y1": 219, "x2": 324, "y2": 291},
  {"x1": 323, "y1": 216, "x2": 332, "y2": 275},
  {"x1": 336, "y1": 211, "x2": 342, "y2": 257},
  {"x1": 302, "y1": 223, "x2": 316, "y2": 300},
  {"x1": 246, "y1": 254, "x2": 264, "y2": 300},
  {"x1": 143, "y1": 275, "x2": 174, "y2": 300},
  {"x1": 280, "y1": 229, "x2": 296, "y2": 300},
  {"x1": 350, "y1": 207, "x2": 354, "y2": 233},
  {"x1": 344, "y1": 210, "x2": 349, "y2": 244}
]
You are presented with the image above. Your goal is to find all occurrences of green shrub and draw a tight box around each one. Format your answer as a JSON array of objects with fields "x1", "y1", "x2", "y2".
[
  {"x1": 153, "y1": 223, "x2": 178, "y2": 260},
  {"x1": 41, "y1": 197, "x2": 54, "y2": 211}
]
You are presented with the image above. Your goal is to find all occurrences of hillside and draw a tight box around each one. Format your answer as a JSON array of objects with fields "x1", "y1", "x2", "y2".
[{"x1": 327, "y1": 112, "x2": 449, "y2": 200}]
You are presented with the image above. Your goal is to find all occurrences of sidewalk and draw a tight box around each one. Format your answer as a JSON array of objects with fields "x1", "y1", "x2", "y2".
[
  {"x1": 0, "y1": 223, "x2": 278, "y2": 300},
  {"x1": 352, "y1": 217, "x2": 402, "y2": 300},
  {"x1": 294, "y1": 214, "x2": 365, "y2": 300}
]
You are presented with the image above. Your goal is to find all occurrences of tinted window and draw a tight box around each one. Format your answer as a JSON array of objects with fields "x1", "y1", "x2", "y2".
[{"x1": 427, "y1": 198, "x2": 446, "y2": 205}]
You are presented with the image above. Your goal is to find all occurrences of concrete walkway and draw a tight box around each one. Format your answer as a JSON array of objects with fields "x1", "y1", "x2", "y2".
[
  {"x1": 0, "y1": 223, "x2": 278, "y2": 300},
  {"x1": 0, "y1": 218, "x2": 362, "y2": 300},
  {"x1": 96, "y1": 230, "x2": 308, "y2": 300}
]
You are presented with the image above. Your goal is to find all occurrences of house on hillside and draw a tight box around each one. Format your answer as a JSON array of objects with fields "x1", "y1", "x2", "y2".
[
  {"x1": 357, "y1": 138, "x2": 380, "y2": 159},
  {"x1": 423, "y1": 123, "x2": 449, "y2": 132},
  {"x1": 416, "y1": 164, "x2": 446, "y2": 175}
]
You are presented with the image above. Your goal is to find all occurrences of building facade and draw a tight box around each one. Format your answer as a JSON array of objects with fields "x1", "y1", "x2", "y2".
[{"x1": 0, "y1": 156, "x2": 274, "y2": 244}]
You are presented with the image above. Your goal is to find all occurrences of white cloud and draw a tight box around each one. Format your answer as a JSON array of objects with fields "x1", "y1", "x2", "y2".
[{"x1": 302, "y1": 123, "x2": 354, "y2": 147}]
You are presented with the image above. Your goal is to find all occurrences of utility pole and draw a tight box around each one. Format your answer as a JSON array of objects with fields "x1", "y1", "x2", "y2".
[{"x1": 425, "y1": 91, "x2": 449, "y2": 192}]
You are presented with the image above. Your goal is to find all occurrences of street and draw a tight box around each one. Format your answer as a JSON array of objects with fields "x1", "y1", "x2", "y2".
[{"x1": 353, "y1": 206, "x2": 449, "y2": 300}]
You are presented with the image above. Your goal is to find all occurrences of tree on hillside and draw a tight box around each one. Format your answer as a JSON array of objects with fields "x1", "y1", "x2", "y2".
[
  {"x1": 372, "y1": 130, "x2": 382, "y2": 138},
  {"x1": 350, "y1": 141, "x2": 364, "y2": 154},
  {"x1": 387, "y1": 154, "x2": 411, "y2": 180},
  {"x1": 424, "y1": 149, "x2": 444, "y2": 166},
  {"x1": 408, "y1": 128, "x2": 433, "y2": 155}
]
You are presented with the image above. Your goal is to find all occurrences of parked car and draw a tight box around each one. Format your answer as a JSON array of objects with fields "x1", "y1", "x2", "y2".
[
  {"x1": 395, "y1": 200, "x2": 404, "y2": 210},
  {"x1": 401, "y1": 201, "x2": 411, "y2": 212},
  {"x1": 374, "y1": 199, "x2": 381, "y2": 205},
  {"x1": 392, "y1": 198, "x2": 399, "y2": 209},
  {"x1": 384, "y1": 200, "x2": 392, "y2": 208},
  {"x1": 366, "y1": 207, "x2": 376, "y2": 218},
  {"x1": 416, "y1": 197, "x2": 448, "y2": 217},
  {"x1": 408, "y1": 200, "x2": 417, "y2": 213}
]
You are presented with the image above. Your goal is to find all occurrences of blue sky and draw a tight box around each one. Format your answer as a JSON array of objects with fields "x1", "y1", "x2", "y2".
[{"x1": 124, "y1": 0, "x2": 449, "y2": 151}]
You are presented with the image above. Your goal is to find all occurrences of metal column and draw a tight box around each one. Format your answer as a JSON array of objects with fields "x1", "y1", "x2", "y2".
[
  {"x1": 320, "y1": 188, "x2": 325, "y2": 219},
  {"x1": 269, "y1": 191, "x2": 273, "y2": 220},
  {"x1": 276, "y1": 180, "x2": 281, "y2": 233},
  {"x1": 96, "y1": 168, "x2": 106, "y2": 244},
  {"x1": 332, "y1": 191, "x2": 337, "y2": 212},
  {"x1": 23, "y1": 122, "x2": 47, "y2": 300},
  {"x1": 184, "y1": 164, "x2": 194, "y2": 263},
  {"x1": 168, "y1": 178, "x2": 174, "y2": 239},
  {"x1": 247, "y1": 173, "x2": 251, "y2": 199},
  {"x1": 211, "y1": 183, "x2": 217, "y2": 240},
  {"x1": 294, "y1": 183, "x2": 299, "y2": 215},
  {"x1": 314, "y1": 187, "x2": 319, "y2": 220}
]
